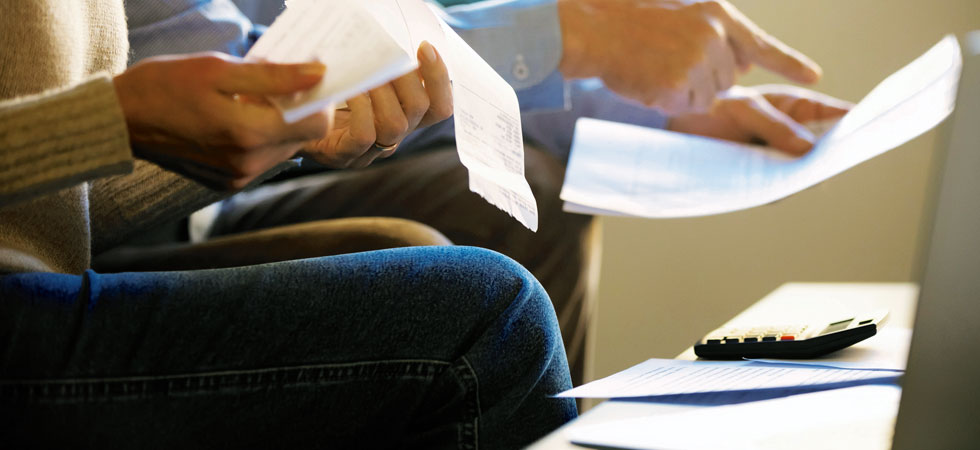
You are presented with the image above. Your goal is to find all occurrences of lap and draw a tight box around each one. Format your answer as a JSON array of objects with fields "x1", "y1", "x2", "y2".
[{"x1": 0, "y1": 246, "x2": 574, "y2": 449}]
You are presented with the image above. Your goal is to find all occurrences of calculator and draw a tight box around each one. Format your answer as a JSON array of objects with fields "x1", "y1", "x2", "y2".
[{"x1": 693, "y1": 310, "x2": 889, "y2": 359}]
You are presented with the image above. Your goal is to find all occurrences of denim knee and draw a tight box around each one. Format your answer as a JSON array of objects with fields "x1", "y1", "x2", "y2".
[
  {"x1": 451, "y1": 245, "x2": 566, "y2": 367},
  {"x1": 452, "y1": 246, "x2": 557, "y2": 327}
]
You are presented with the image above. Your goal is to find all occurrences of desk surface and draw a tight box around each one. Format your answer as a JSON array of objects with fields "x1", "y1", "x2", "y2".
[{"x1": 529, "y1": 282, "x2": 919, "y2": 450}]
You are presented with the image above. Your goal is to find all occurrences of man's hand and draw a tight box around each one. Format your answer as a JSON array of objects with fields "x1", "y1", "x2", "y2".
[
  {"x1": 301, "y1": 41, "x2": 454, "y2": 169},
  {"x1": 557, "y1": 0, "x2": 822, "y2": 114},
  {"x1": 668, "y1": 85, "x2": 853, "y2": 155},
  {"x1": 114, "y1": 52, "x2": 330, "y2": 190}
]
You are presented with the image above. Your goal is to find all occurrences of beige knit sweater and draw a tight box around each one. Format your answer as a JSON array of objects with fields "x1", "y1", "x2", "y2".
[{"x1": 0, "y1": 1, "x2": 222, "y2": 274}]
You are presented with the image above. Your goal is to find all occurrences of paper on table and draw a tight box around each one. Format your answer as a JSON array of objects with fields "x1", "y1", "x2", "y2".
[
  {"x1": 568, "y1": 385, "x2": 902, "y2": 450},
  {"x1": 561, "y1": 35, "x2": 962, "y2": 218},
  {"x1": 556, "y1": 358, "x2": 902, "y2": 399},
  {"x1": 246, "y1": 0, "x2": 417, "y2": 123}
]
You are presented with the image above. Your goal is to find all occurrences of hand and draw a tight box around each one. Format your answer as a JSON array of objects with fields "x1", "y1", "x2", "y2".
[
  {"x1": 301, "y1": 41, "x2": 454, "y2": 169},
  {"x1": 113, "y1": 52, "x2": 330, "y2": 190},
  {"x1": 557, "y1": 0, "x2": 822, "y2": 114},
  {"x1": 667, "y1": 85, "x2": 853, "y2": 155}
]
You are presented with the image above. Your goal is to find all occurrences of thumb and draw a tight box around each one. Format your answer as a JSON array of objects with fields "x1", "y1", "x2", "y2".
[
  {"x1": 716, "y1": 5, "x2": 822, "y2": 84},
  {"x1": 215, "y1": 61, "x2": 326, "y2": 96}
]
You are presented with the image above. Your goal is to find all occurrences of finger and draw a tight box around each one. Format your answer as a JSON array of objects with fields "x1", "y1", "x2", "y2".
[
  {"x1": 390, "y1": 71, "x2": 430, "y2": 132},
  {"x1": 659, "y1": 82, "x2": 697, "y2": 116},
  {"x1": 780, "y1": 95, "x2": 849, "y2": 123},
  {"x1": 417, "y1": 41, "x2": 454, "y2": 128},
  {"x1": 216, "y1": 95, "x2": 329, "y2": 147},
  {"x1": 368, "y1": 84, "x2": 409, "y2": 146},
  {"x1": 758, "y1": 89, "x2": 853, "y2": 122},
  {"x1": 723, "y1": 94, "x2": 816, "y2": 155},
  {"x1": 687, "y1": 64, "x2": 716, "y2": 114},
  {"x1": 349, "y1": 146, "x2": 384, "y2": 169},
  {"x1": 705, "y1": 29, "x2": 738, "y2": 93},
  {"x1": 332, "y1": 93, "x2": 377, "y2": 167},
  {"x1": 712, "y1": 2, "x2": 822, "y2": 84},
  {"x1": 214, "y1": 59, "x2": 325, "y2": 95}
]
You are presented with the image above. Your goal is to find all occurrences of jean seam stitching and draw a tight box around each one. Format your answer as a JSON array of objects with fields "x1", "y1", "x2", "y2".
[
  {"x1": 0, "y1": 359, "x2": 452, "y2": 402},
  {"x1": 453, "y1": 356, "x2": 480, "y2": 450}
]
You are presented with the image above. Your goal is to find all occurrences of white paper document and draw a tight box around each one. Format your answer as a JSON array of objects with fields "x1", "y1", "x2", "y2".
[
  {"x1": 249, "y1": 0, "x2": 539, "y2": 230},
  {"x1": 568, "y1": 385, "x2": 902, "y2": 450},
  {"x1": 246, "y1": 0, "x2": 416, "y2": 123},
  {"x1": 561, "y1": 35, "x2": 963, "y2": 218},
  {"x1": 557, "y1": 358, "x2": 902, "y2": 399}
]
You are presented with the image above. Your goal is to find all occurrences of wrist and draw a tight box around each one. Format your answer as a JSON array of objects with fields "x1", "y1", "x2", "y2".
[
  {"x1": 556, "y1": 0, "x2": 591, "y2": 79},
  {"x1": 112, "y1": 65, "x2": 166, "y2": 162},
  {"x1": 112, "y1": 69, "x2": 146, "y2": 143}
]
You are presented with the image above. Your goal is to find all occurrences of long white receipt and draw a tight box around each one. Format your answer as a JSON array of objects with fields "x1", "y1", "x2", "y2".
[
  {"x1": 248, "y1": 0, "x2": 539, "y2": 230},
  {"x1": 557, "y1": 358, "x2": 902, "y2": 398},
  {"x1": 561, "y1": 35, "x2": 962, "y2": 218}
]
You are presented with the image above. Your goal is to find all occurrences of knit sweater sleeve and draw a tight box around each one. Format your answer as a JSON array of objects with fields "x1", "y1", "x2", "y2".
[
  {"x1": 87, "y1": 160, "x2": 222, "y2": 254},
  {"x1": 89, "y1": 158, "x2": 301, "y2": 255},
  {"x1": 0, "y1": 75, "x2": 134, "y2": 207}
]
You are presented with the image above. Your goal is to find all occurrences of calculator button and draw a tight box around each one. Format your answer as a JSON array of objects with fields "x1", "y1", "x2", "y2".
[
  {"x1": 780, "y1": 335, "x2": 795, "y2": 341},
  {"x1": 724, "y1": 338, "x2": 741, "y2": 344},
  {"x1": 762, "y1": 335, "x2": 778, "y2": 342},
  {"x1": 743, "y1": 337, "x2": 759, "y2": 343}
]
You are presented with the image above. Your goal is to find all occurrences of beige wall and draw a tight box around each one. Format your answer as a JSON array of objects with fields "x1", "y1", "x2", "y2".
[{"x1": 587, "y1": 0, "x2": 980, "y2": 382}]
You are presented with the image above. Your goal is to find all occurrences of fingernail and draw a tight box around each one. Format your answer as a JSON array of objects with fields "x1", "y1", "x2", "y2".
[
  {"x1": 798, "y1": 55, "x2": 823, "y2": 83},
  {"x1": 299, "y1": 62, "x2": 326, "y2": 77},
  {"x1": 420, "y1": 41, "x2": 437, "y2": 63},
  {"x1": 791, "y1": 135, "x2": 815, "y2": 154}
]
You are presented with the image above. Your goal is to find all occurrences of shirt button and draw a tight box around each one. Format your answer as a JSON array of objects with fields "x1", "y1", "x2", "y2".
[{"x1": 512, "y1": 54, "x2": 530, "y2": 81}]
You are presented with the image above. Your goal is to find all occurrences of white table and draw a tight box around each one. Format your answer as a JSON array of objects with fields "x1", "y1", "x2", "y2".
[{"x1": 529, "y1": 282, "x2": 919, "y2": 449}]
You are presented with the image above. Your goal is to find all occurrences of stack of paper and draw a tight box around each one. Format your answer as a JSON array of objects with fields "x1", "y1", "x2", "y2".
[
  {"x1": 248, "y1": 0, "x2": 539, "y2": 230},
  {"x1": 560, "y1": 36, "x2": 962, "y2": 218},
  {"x1": 557, "y1": 358, "x2": 903, "y2": 449},
  {"x1": 568, "y1": 385, "x2": 902, "y2": 450},
  {"x1": 557, "y1": 358, "x2": 902, "y2": 400}
]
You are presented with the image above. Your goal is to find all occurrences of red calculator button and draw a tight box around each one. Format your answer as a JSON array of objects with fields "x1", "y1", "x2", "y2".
[{"x1": 780, "y1": 335, "x2": 795, "y2": 341}]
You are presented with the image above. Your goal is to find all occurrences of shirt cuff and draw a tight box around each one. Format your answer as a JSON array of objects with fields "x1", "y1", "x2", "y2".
[
  {"x1": 522, "y1": 79, "x2": 669, "y2": 162},
  {"x1": 444, "y1": 0, "x2": 565, "y2": 109}
]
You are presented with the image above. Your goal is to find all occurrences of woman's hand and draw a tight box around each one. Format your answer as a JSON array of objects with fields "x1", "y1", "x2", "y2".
[
  {"x1": 301, "y1": 41, "x2": 454, "y2": 169},
  {"x1": 114, "y1": 52, "x2": 331, "y2": 190}
]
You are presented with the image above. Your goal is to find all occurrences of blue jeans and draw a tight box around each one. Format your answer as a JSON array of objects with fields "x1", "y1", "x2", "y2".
[{"x1": 0, "y1": 246, "x2": 575, "y2": 449}]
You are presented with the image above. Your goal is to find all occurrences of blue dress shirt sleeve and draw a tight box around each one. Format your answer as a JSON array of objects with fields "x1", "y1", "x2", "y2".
[
  {"x1": 438, "y1": 0, "x2": 567, "y2": 111},
  {"x1": 127, "y1": 0, "x2": 259, "y2": 63}
]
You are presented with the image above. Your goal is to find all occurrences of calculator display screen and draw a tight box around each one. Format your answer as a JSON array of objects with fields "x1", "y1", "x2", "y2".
[{"x1": 818, "y1": 318, "x2": 853, "y2": 335}]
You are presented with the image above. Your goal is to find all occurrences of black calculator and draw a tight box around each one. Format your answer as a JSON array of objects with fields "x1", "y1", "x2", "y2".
[{"x1": 694, "y1": 311, "x2": 889, "y2": 359}]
